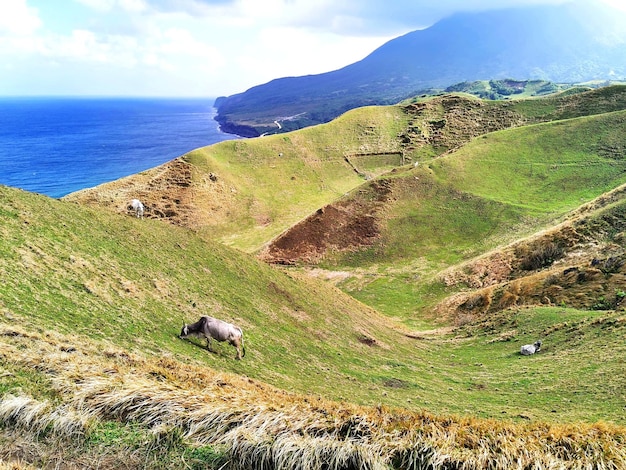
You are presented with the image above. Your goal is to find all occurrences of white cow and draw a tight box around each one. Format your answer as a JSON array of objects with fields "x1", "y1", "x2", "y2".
[
  {"x1": 130, "y1": 199, "x2": 144, "y2": 218},
  {"x1": 520, "y1": 340, "x2": 542, "y2": 356}
]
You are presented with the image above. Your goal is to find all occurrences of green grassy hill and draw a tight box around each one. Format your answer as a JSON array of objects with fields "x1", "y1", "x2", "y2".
[
  {"x1": 65, "y1": 86, "x2": 626, "y2": 255},
  {"x1": 3, "y1": 86, "x2": 626, "y2": 468},
  {"x1": 65, "y1": 105, "x2": 409, "y2": 252},
  {"x1": 442, "y1": 79, "x2": 570, "y2": 99},
  {"x1": 263, "y1": 107, "x2": 626, "y2": 325},
  {"x1": 0, "y1": 186, "x2": 416, "y2": 397},
  {"x1": 1, "y1": 185, "x2": 625, "y2": 468}
]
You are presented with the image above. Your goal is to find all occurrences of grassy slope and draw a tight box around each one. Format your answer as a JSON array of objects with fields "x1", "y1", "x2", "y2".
[
  {"x1": 432, "y1": 112, "x2": 626, "y2": 210},
  {"x1": 2, "y1": 316, "x2": 624, "y2": 469},
  {"x1": 4, "y1": 87, "x2": 626, "y2": 467},
  {"x1": 189, "y1": 104, "x2": 409, "y2": 249},
  {"x1": 2, "y1": 186, "x2": 625, "y2": 428},
  {"x1": 64, "y1": 105, "x2": 409, "y2": 253},
  {"x1": 64, "y1": 86, "x2": 626, "y2": 256},
  {"x1": 0, "y1": 186, "x2": 417, "y2": 402},
  {"x1": 330, "y1": 110, "x2": 626, "y2": 323},
  {"x1": 509, "y1": 83, "x2": 626, "y2": 120}
]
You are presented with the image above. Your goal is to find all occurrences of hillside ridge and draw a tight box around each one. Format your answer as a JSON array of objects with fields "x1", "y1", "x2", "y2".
[{"x1": 65, "y1": 86, "x2": 626, "y2": 250}]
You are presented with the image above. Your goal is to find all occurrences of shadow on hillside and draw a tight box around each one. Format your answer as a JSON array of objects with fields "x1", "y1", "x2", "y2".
[{"x1": 177, "y1": 336, "x2": 222, "y2": 356}]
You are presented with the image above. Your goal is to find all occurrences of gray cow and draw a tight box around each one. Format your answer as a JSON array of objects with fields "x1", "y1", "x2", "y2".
[
  {"x1": 520, "y1": 340, "x2": 542, "y2": 356},
  {"x1": 180, "y1": 316, "x2": 245, "y2": 360}
]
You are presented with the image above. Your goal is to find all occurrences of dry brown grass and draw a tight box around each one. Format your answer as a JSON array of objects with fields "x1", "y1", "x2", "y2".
[
  {"x1": 436, "y1": 182, "x2": 626, "y2": 321},
  {"x1": 1, "y1": 322, "x2": 625, "y2": 469},
  {"x1": 0, "y1": 458, "x2": 38, "y2": 470},
  {"x1": 63, "y1": 157, "x2": 234, "y2": 230}
]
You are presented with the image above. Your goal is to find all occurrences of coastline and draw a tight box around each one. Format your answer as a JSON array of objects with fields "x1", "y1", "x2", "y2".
[
  {"x1": 213, "y1": 114, "x2": 261, "y2": 138},
  {"x1": 0, "y1": 97, "x2": 238, "y2": 198}
]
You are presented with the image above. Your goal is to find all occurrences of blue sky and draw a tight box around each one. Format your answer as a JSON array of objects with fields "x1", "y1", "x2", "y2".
[{"x1": 1, "y1": 0, "x2": 623, "y2": 98}]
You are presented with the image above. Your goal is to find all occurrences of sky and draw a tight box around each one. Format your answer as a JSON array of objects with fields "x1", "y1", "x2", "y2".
[{"x1": 1, "y1": 0, "x2": 624, "y2": 98}]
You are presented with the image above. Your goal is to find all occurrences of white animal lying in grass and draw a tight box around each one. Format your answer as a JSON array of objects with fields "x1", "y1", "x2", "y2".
[
  {"x1": 130, "y1": 199, "x2": 144, "y2": 218},
  {"x1": 520, "y1": 340, "x2": 542, "y2": 355}
]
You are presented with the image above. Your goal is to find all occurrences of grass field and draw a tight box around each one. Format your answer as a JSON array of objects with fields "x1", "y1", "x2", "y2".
[
  {"x1": 175, "y1": 105, "x2": 409, "y2": 251},
  {"x1": 3, "y1": 87, "x2": 626, "y2": 468},
  {"x1": 1, "y1": 184, "x2": 625, "y2": 468},
  {"x1": 2, "y1": 312, "x2": 624, "y2": 469},
  {"x1": 324, "y1": 109, "x2": 626, "y2": 322}
]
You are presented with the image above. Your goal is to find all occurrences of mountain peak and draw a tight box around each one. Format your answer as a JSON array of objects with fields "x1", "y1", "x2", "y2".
[{"x1": 215, "y1": 0, "x2": 626, "y2": 137}]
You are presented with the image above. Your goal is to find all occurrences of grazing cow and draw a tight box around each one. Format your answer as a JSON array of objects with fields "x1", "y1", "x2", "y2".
[
  {"x1": 130, "y1": 199, "x2": 144, "y2": 218},
  {"x1": 520, "y1": 340, "x2": 542, "y2": 356},
  {"x1": 180, "y1": 316, "x2": 245, "y2": 360}
]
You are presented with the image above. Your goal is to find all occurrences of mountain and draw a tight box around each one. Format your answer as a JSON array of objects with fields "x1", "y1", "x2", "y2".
[{"x1": 214, "y1": 0, "x2": 626, "y2": 137}]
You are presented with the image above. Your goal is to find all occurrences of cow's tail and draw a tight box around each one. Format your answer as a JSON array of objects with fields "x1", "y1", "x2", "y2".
[{"x1": 239, "y1": 328, "x2": 246, "y2": 358}]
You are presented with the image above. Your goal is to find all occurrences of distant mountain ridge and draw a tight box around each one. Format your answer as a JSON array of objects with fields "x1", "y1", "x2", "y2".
[{"x1": 214, "y1": 0, "x2": 626, "y2": 137}]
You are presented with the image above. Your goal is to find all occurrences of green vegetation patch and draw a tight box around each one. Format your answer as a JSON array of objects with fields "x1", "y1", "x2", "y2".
[
  {"x1": 3, "y1": 185, "x2": 625, "y2": 424},
  {"x1": 430, "y1": 112, "x2": 626, "y2": 212},
  {"x1": 186, "y1": 105, "x2": 409, "y2": 251},
  {"x1": 329, "y1": 109, "x2": 626, "y2": 319},
  {"x1": 453, "y1": 307, "x2": 626, "y2": 423}
]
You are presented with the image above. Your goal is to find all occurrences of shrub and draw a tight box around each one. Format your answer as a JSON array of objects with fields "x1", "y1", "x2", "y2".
[
  {"x1": 597, "y1": 256, "x2": 625, "y2": 274},
  {"x1": 591, "y1": 290, "x2": 626, "y2": 310},
  {"x1": 519, "y1": 241, "x2": 564, "y2": 271},
  {"x1": 543, "y1": 273, "x2": 561, "y2": 287}
]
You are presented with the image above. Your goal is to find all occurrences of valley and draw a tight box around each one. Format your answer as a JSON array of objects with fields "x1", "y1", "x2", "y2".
[{"x1": 2, "y1": 86, "x2": 626, "y2": 468}]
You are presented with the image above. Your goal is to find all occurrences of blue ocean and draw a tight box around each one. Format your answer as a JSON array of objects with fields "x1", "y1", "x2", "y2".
[{"x1": 0, "y1": 97, "x2": 237, "y2": 198}]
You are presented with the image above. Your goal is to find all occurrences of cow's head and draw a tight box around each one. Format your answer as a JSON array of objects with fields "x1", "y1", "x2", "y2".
[{"x1": 179, "y1": 322, "x2": 189, "y2": 338}]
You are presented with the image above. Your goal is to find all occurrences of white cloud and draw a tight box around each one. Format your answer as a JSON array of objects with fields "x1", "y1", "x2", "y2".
[
  {"x1": 159, "y1": 28, "x2": 221, "y2": 59},
  {"x1": 233, "y1": 25, "x2": 384, "y2": 82},
  {"x1": 119, "y1": 0, "x2": 149, "y2": 12},
  {"x1": 600, "y1": 0, "x2": 626, "y2": 11},
  {"x1": 74, "y1": 0, "x2": 148, "y2": 12},
  {"x1": 154, "y1": 0, "x2": 572, "y2": 37},
  {"x1": 0, "y1": 0, "x2": 42, "y2": 35},
  {"x1": 73, "y1": 0, "x2": 117, "y2": 11},
  {"x1": 3, "y1": 0, "x2": 624, "y2": 97}
]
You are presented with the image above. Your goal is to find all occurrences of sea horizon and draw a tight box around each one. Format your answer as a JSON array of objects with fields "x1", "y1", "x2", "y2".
[{"x1": 0, "y1": 96, "x2": 238, "y2": 198}]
